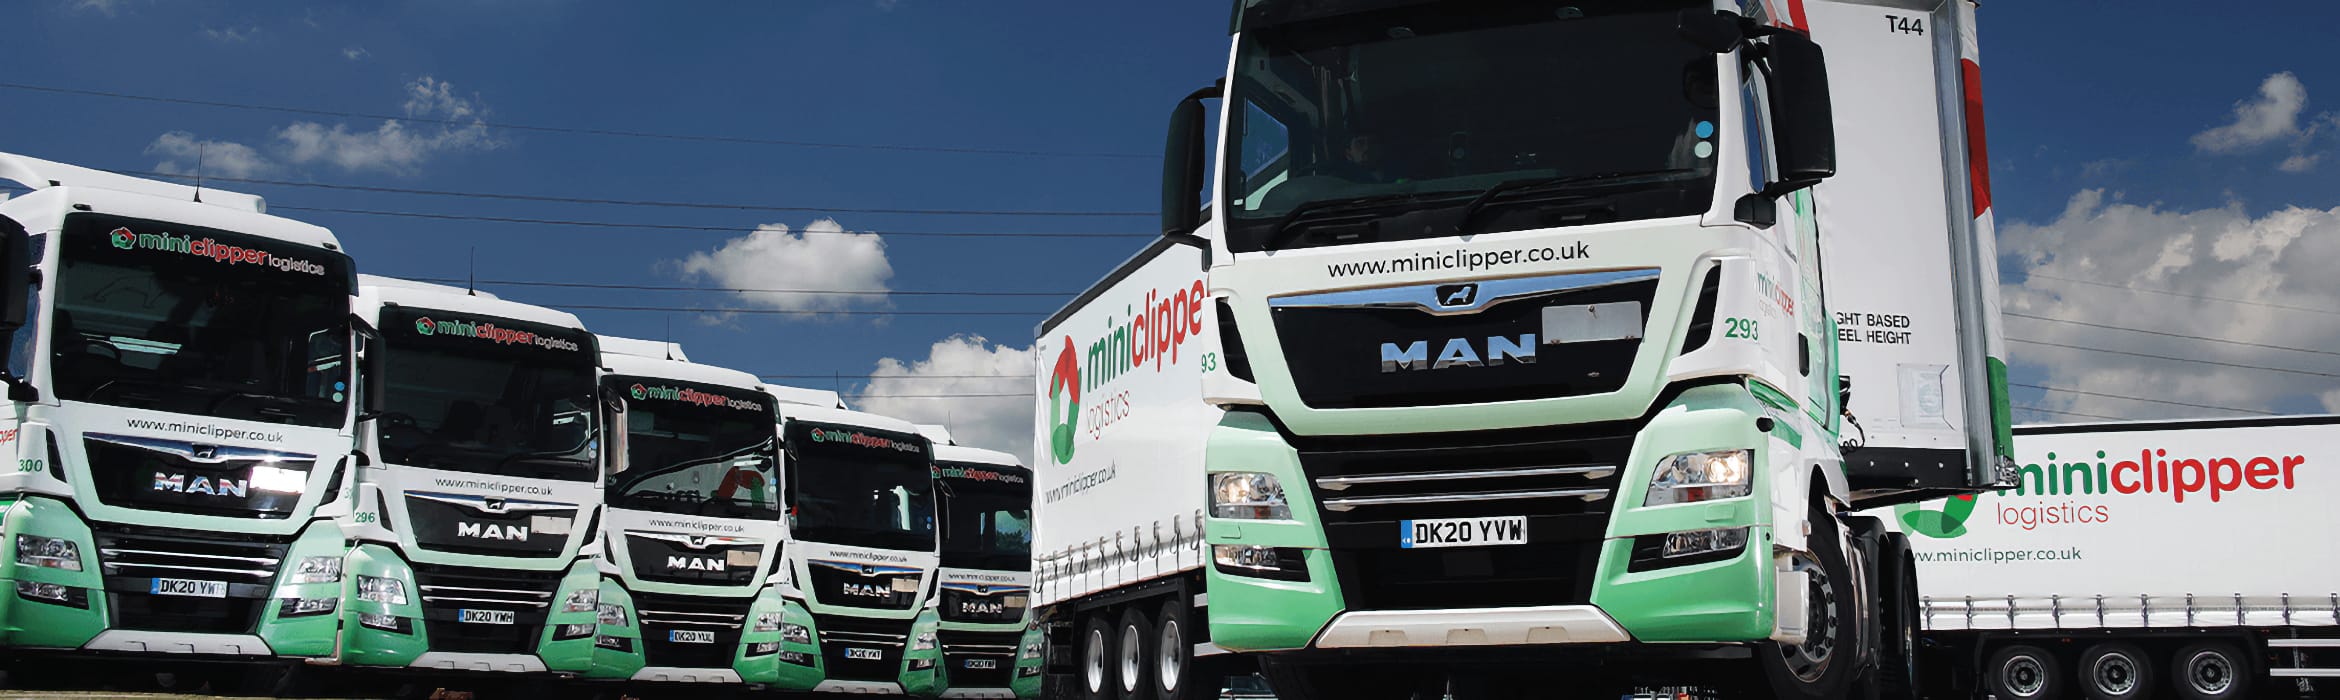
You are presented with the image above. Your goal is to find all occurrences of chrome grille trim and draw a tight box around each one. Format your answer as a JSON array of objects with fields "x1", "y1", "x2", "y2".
[
  {"x1": 1314, "y1": 465, "x2": 1615, "y2": 492},
  {"x1": 1322, "y1": 488, "x2": 1610, "y2": 512}
]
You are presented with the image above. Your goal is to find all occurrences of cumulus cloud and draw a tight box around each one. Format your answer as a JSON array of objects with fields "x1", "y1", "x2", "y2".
[
  {"x1": 2001, "y1": 189, "x2": 2340, "y2": 422},
  {"x1": 2192, "y1": 72, "x2": 2310, "y2": 153},
  {"x1": 143, "y1": 76, "x2": 497, "y2": 178},
  {"x1": 146, "y1": 132, "x2": 276, "y2": 179},
  {"x1": 202, "y1": 25, "x2": 260, "y2": 43},
  {"x1": 342, "y1": 46, "x2": 369, "y2": 61},
  {"x1": 68, "y1": 0, "x2": 123, "y2": 15},
  {"x1": 672, "y1": 219, "x2": 894, "y2": 318},
  {"x1": 854, "y1": 335, "x2": 1036, "y2": 463}
]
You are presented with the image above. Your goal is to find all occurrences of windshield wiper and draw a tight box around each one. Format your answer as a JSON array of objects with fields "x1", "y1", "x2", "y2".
[
  {"x1": 1263, "y1": 192, "x2": 1476, "y2": 251},
  {"x1": 1453, "y1": 170, "x2": 1693, "y2": 236}
]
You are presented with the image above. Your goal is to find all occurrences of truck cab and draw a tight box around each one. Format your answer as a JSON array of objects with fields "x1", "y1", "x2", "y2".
[
  {"x1": 751, "y1": 385, "x2": 945, "y2": 695},
  {"x1": 0, "y1": 154, "x2": 358, "y2": 687},
  {"x1": 340, "y1": 276, "x2": 603, "y2": 679},
  {"x1": 916, "y1": 424, "x2": 1037, "y2": 699},
  {"x1": 586, "y1": 338, "x2": 783, "y2": 685}
]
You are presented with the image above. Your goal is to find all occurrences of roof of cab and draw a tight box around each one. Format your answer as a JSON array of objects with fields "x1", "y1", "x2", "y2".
[
  {"x1": 0, "y1": 152, "x2": 339, "y2": 251},
  {"x1": 599, "y1": 337, "x2": 763, "y2": 391},
  {"x1": 932, "y1": 443, "x2": 1022, "y2": 469},
  {"x1": 358, "y1": 275, "x2": 585, "y2": 331}
]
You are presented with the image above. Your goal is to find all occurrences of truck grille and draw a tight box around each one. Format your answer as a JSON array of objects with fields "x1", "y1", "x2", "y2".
[
  {"x1": 84, "y1": 434, "x2": 315, "y2": 519},
  {"x1": 412, "y1": 563, "x2": 560, "y2": 655},
  {"x1": 1293, "y1": 423, "x2": 1629, "y2": 611},
  {"x1": 939, "y1": 583, "x2": 1029, "y2": 624},
  {"x1": 632, "y1": 591, "x2": 751, "y2": 670},
  {"x1": 938, "y1": 629, "x2": 1021, "y2": 688},
  {"x1": 805, "y1": 560, "x2": 922, "y2": 611},
  {"x1": 94, "y1": 526, "x2": 290, "y2": 634},
  {"x1": 813, "y1": 613, "x2": 909, "y2": 682}
]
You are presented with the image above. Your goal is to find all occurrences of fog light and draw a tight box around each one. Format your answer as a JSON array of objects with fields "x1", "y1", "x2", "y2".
[
  {"x1": 357, "y1": 612, "x2": 411, "y2": 634},
  {"x1": 779, "y1": 650, "x2": 815, "y2": 667},
  {"x1": 910, "y1": 658, "x2": 936, "y2": 671},
  {"x1": 555, "y1": 622, "x2": 596, "y2": 640},
  {"x1": 15, "y1": 580, "x2": 86, "y2": 608},
  {"x1": 1211, "y1": 545, "x2": 1309, "y2": 582},
  {"x1": 279, "y1": 597, "x2": 338, "y2": 617},
  {"x1": 746, "y1": 641, "x2": 780, "y2": 656},
  {"x1": 1628, "y1": 527, "x2": 1753, "y2": 573},
  {"x1": 595, "y1": 635, "x2": 633, "y2": 652},
  {"x1": 1210, "y1": 473, "x2": 1292, "y2": 520}
]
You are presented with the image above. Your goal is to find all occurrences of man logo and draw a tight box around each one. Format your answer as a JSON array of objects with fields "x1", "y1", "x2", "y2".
[
  {"x1": 190, "y1": 444, "x2": 218, "y2": 461},
  {"x1": 974, "y1": 585, "x2": 990, "y2": 595},
  {"x1": 667, "y1": 555, "x2": 726, "y2": 572},
  {"x1": 1435, "y1": 283, "x2": 1480, "y2": 308},
  {"x1": 457, "y1": 521, "x2": 530, "y2": 541},
  {"x1": 860, "y1": 565, "x2": 878, "y2": 576},
  {"x1": 688, "y1": 535, "x2": 708, "y2": 548},
  {"x1": 481, "y1": 498, "x2": 508, "y2": 513},
  {"x1": 1381, "y1": 336, "x2": 1538, "y2": 372},
  {"x1": 840, "y1": 582, "x2": 890, "y2": 599}
]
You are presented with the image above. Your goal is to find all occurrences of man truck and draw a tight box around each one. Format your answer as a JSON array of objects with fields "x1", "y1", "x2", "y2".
[
  {"x1": 1884, "y1": 417, "x2": 2340, "y2": 700},
  {"x1": 0, "y1": 155, "x2": 358, "y2": 693},
  {"x1": 339, "y1": 276, "x2": 604, "y2": 686},
  {"x1": 916, "y1": 424, "x2": 1040, "y2": 699},
  {"x1": 1032, "y1": 0, "x2": 2011, "y2": 697},
  {"x1": 585, "y1": 337, "x2": 784, "y2": 686},
  {"x1": 749, "y1": 384, "x2": 946, "y2": 695}
]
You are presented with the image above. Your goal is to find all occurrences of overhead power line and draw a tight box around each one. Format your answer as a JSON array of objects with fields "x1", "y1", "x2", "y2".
[
  {"x1": 0, "y1": 81, "x2": 1150, "y2": 160},
  {"x1": 287, "y1": 207, "x2": 1149, "y2": 239},
  {"x1": 553, "y1": 303, "x2": 1046, "y2": 317},
  {"x1": 2008, "y1": 338, "x2": 2340, "y2": 380},
  {"x1": 2019, "y1": 406, "x2": 2123, "y2": 421},
  {"x1": 2026, "y1": 273, "x2": 2340, "y2": 317},
  {"x1": 854, "y1": 393, "x2": 1033, "y2": 399},
  {"x1": 2010, "y1": 383, "x2": 2275, "y2": 416},
  {"x1": 2004, "y1": 312, "x2": 2340, "y2": 358},
  {"x1": 762, "y1": 374, "x2": 1036, "y2": 380},
  {"x1": 123, "y1": 170, "x2": 1153, "y2": 218},
  {"x1": 407, "y1": 277, "x2": 1077, "y2": 298}
]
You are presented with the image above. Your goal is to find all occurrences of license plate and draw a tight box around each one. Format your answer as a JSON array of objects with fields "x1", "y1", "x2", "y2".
[
  {"x1": 1399, "y1": 516, "x2": 1528, "y2": 549},
  {"x1": 669, "y1": 629, "x2": 716, "y2": 644},
  {"x1": 964, "y1": 658, "x2": 999, "y2": 670},
  {"x1": 1542, "y1": 301, "x2": 1644, "y2": 344},
  {"x1": 891, "y1": 577, "x2": 921, "y2": 592},
  {"x1": 458, "y1": 609, "x2": 516, "y2": 625},
  {"x1": 844, "y1": 647, "x2": 884, "y2": 660},
  {"x1": 150, "y1": 577, "x2": 226, "y2": 598}
]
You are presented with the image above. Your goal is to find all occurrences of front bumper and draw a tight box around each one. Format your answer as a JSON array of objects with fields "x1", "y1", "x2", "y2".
[{"x1": 337, "y1": 544, "x2": 599, "y2": 674}]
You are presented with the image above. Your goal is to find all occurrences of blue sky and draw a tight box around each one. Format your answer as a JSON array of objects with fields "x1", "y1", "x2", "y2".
[{"x1": 8, "y1": 0, "x2": 2340, "y2": 454}]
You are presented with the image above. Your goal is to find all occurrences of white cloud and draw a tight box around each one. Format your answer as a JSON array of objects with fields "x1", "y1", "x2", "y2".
[
  {"x1": 202, "y1": 25, "x2": 260, "y2": 43},
  {"x1": 2193, "y1": 72, "x2": 2309, "y2": 154},
  {"x1": 673, "y1": 219, "x2": 894, "y2": 317},
  {"x1": 342, "y1": 46, "x2": 369, "y2": 61},
  {"x1": 2280, "y1": 153, "x2": 2322, "y2": 173},
  {"x1": 274, "y1": 76, "x2": 499, "y2": 174},
  {"x1": 854, "y1": 335, "x2": 1036, "y2": 463},
  {"x1": 146, "y1": 131, "x2": 275, "y2": 179},
  {"x1": 2001, "y1": 189, "x2": 2340, "y2": 422},
  {"x1": 68, "y1": 0, "x2": 123, "y2": 15}
]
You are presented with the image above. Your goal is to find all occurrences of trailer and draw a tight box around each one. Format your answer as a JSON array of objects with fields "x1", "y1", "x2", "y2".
[{"x1": 1882, "y1": 416, "x2": 2340, "y2": 699}]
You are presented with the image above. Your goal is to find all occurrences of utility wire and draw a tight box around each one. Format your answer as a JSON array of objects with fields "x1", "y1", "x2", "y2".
[
  {"x1": 763, "y1": 374, "x2": 1035, "y2": 380},
  {"x1": 2019, "y1": 406, "x2": 2124, "y2": 421},
  {"x1": 2010, "y1": 383, "x2": 2275, "y2": 416},
  {"x1": 2026, "y1": 273, "x2": 2340, "y2": 317},
  {"x1": 408, "y1": 277, "x2": 1076, "y2": 298},
  {"x1": 280, "y1": 206, "x2": 1152, "y2": 239},
  {"x1": 855, "y1": 393, "x2": 1033, "y2": 399},
  {"x1": 2004, "y1": 312, "x2": 2340, "y2": 358},
  {"x1": 0, "y1": 81, "x2": 1151, "y2": 160},
  {"x1": 122, "y1": 170, "x2": 1152, "y2": 218},
  {"x1": 2008, "y1": 338, "x2": 2340, "y2": 379},
  {"x1": 554, "y1": 303, "x2": 1046, "y2": 317}
]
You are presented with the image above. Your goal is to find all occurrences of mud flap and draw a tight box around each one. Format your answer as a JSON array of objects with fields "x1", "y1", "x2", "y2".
[{"x1": 1842, "y1": 515, "x2": 1887, "y2": 699}]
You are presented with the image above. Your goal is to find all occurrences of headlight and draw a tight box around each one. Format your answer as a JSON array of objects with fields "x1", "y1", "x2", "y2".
[
  {"x1": 15, "y1": 534, "x2": 82, "y2": 571},
  {"x1": 753, "y1": 611, "x2": 783, "y2": 633},
  {"x1": 781, "y1": 622, "x2": 812, "y2": 645},
  {"x1": 1645, "y1": 449, "x2": 1752, "y2": 506},
  {"x1": 913, "y1": 630, "x2": 938, "y2": 651},
  {"x1": 355, "y1": 575, "x2": 408, "y2": 605},
  {"x1": 1021, "y1": 640, "x2": 1044, "y2": 660},
  {"x1": 1210, "y1": 472, "x2": 1291, "y2": 520},
  {"x1": 291, "y1": 556, "x2": 343, "y2": 584},
  {"x1": 597, "y1": 602, "x2": 630, "y2": 626},
  {"x1": 561, "y1": 588, "x2": 599, "y2": 613}
]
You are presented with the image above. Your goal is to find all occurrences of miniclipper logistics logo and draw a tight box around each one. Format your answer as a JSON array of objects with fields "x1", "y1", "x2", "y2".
[
  {"x1": 414, "y1": 317, "x2": 437, "y2": 336},
  {"x1": 109, "y1": 227, "x2": 137, "y2": 250},
  {"x1": 1048, "y1": 340, "x2": 1080, "y2": 465},
  {"x1": 629, "y1": 384, "x2": 648, "y2": 400},
  {"x1": 1895, "y1": 494, "x2": 1980, "y2": 540}
]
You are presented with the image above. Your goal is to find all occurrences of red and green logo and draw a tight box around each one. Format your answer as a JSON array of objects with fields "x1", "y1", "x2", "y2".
[
  {"x1": 629, "y1": 383, "x2": 648, "y2": 400},
  {"x1": 1047, "y1": 340, "x2": 1080, "y2": 465},
  {"x1": 108, "y1": 227, "x2": 137, "y2": 249},
  {"x1": 1895, "y1": 495, "x2": 1980, "y2": 539},
  {"x1": 414, "y1": 317, "x2": 438, "y2": 335}
]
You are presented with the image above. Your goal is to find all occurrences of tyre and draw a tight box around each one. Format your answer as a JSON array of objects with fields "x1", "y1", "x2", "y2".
[
  {"x1": 1751, "y1": 503, "x2": 1860, "y2": 699},
  {"x1": 2170, "y1": 640, "x2": 2254, "y2": 700},
  {"x1": 1152, "y1": 598, "x2": 1221, "y2": 700},
  {"x1": 1080, "y1": 614, "x2": 1119, "y2": 700},
  {"x1": 1875, "y1": 535, "x2": 1920, "y2": 698},
  {"x1": 1984, "y1": 644, "x2": 2063, "y2": 700},
  {"x1": 1116, "y1": 607, "x2": 1157, "y2": 700},
  {"x1": 2077, "y1": 642, "x2": 2154, "y2": 700}
]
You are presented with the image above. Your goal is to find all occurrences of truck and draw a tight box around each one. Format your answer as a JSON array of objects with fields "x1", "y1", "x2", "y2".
[
  {"x1": 914, "y1": 424, "x2": 1040, "y2": 699},
  {"x1": 1032, "y1": 0, "x2": 2012, "y2": 698},
  {"x1": 0, "y1": 155, "x2": 358, "y2": 693},
  {"x1": 1883, "y1": 416, "x2": 2340, "y2": 700},
  {"x1": 339, "y1": 275, "x2": 604, "y2": 686},
  {"x1": 586, "y1": 338, "x2": 784, "y2": 686},
  {"x1": 750, "y1": 384, "x2": 946, "y2": 695}
]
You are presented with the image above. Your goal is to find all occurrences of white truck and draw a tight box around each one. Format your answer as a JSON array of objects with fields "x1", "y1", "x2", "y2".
[
  {"x1": 1884, "y1": 417, "x2": 2340, "y2": 700},
  {"x1": 1034, "y1": 0, "x2": 2010, "y2": 698},
  {"x1": 915, "y1": 424, "x2": 1040, "y2": 699}
]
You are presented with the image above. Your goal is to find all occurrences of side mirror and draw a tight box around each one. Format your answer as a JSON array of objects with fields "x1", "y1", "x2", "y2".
[
  {"x1": 1678, "y1": 9, "x2": 1745, "y2": 54},
  {"x1": 354, "y1": 318, "x2": 386, "y2": 420},
  {"x1": 1160, "y1": 85, "x2": 1218, "y2": 248},
  {"x1": 1763, "y1": 30, "x2": 1838, "y2": 194},
  {"x1": 0, "y1": 217, "x2": 32, "y2": 381},
  {"x1": 1837, "y1": 374, "x2": 1855, "y2": 412}
]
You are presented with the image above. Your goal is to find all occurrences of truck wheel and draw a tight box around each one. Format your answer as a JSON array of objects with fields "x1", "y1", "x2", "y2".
[
  {"x1": 2170, "y1": 641, "x2": 2253, "y2": 700},
  {"x1": 1152, "y1": 598, "x2": 1219, "y2": 700},
  {"x1": 2077, "y1": 642, "x2": 2154, "y2": 700},
  {"x1": 1753, "y1": 505, "x2": 1858, "y2": 699},
  {"x1": 1116, "y1": 607, "x2": 1158, "y2": 700},
  {"x1": 1985, "y1": 644, "x2": 2063, "y2": 699},
  {"x1": 1082, "y1": 613, "x2": 1119, "y2": 700}
]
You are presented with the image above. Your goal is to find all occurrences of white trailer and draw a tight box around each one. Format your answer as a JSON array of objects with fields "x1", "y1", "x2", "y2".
[{"x1": 1880, "y1": 417, "x2": 2340, "y2": 699}]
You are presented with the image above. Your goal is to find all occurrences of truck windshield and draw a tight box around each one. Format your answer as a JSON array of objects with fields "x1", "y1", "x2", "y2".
[
  {"x1": 786, "y1": 423, "x2": 935, "y2": 553},
  {"x1": 1224, "y1": 0, "x2": 1720, "y2": 253},
  {"x1": 608, "y1": 379, "x2": 780, "y2": 519},
  {"x1": 937, "y1": 463, "x2": 1032, "y2": 571},
  {"x1": 377, "y1": 308, "x2": 598, "y2": 481},
  {"x1": 52, "y1": 213, "x2": 353, "y2": 428}
]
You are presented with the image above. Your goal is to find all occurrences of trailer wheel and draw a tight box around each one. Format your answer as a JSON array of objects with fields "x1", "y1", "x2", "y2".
[
  {"x1": 1985, "y1": 644, "x2": 2063, "y2": 699},
  {"x1": 2171, "y1": 641, "x2": 2253, "y2": 700},
  {"x1": 1751, "y1": 504, "x2": 1858, "y2": 700},
  {"x1": 1152, "y1": 598, "x2": 1220, "y2": 700},
  {"x1": 1116, "y1": 606, "x2": 1157, "y2": 700},
  {"x1": 1082, "y1": 613, "x2": 1119, "y2": 700},
  {"x1": 2078, "y1": 642, "x2": 2154, "y2": 700}
]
